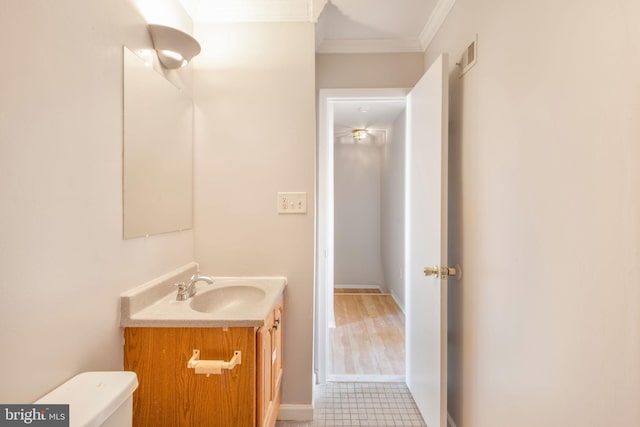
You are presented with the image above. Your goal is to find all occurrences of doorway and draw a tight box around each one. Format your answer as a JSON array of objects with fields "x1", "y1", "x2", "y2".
[
  {"x1": 316, "y1": 55, "x2": 450, "y2": 427},
  {"x1": 315, "y1": 88, "x2": 409, "y2": 384}
]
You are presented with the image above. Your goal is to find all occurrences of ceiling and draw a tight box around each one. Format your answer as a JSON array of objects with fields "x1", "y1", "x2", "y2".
[
  {"x1": 315, "y1": 0, "x2": 437, "y2": 53},
  {"x1": 181, "y1": 0, "x2": 454, "y2": 53},
  {"x1": 178, "y1": 0, "x2": 454, "y2": 136},
  {"x1": 333, "y1": 100, "x2": 406, "y2": 131}
]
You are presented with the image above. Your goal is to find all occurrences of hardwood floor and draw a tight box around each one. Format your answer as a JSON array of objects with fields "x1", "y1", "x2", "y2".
[{"x1": 329, "y1": 291, "x2": 405, "y2": 379}]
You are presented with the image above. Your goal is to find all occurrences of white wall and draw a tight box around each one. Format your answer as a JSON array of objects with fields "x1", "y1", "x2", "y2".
[
  {"x1": 0, "y1": 0, "x2": 194, "y2": 402},
  {"x1": 381, "y1": 111, "x2": 406, "y2": 308},
  {"x1": 316, "y1": 53, "x2": 425, "y2": 89},
  {"x1": 193, "y1": 22, "x2": 316, "y2": 406},
  {"x1": 426, "y1": 0, "x2": 640, "y2": 425},
  {"x1": 334, "y1": 142, "x2": 384, "y2": 287}
]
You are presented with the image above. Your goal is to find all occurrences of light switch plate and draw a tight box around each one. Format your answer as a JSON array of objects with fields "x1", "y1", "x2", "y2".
[{"x1": 277, "y1": 192, "x2": 307, "y2": 214}]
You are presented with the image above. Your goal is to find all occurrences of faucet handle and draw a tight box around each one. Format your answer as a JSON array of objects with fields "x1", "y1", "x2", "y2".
[{"x1": 175, "y1": 282, "x2": 189, "y2": 301}]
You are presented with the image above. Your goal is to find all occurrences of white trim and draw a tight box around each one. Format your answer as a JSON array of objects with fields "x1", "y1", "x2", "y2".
[
  {"x1": 389, "y1": 290, "x2": 405, "y2": 314},
  {"x1": 334, "y1": 284, "x2": 383, "y2": 291},
  {"x1": 278, "y1": 404, "x2": 314, "y2": 421},
  {"x1": 448, "y1": 412, "x2": 459, "y2": 427},
  {"x1": 419, "y1": 0, "x2": 457, "y2": 51},
  {"x1": 315, "y1": 88, "x2": 410, "y2": 387},
  {"x1": 317, "y1": 38, "x2": 424, "y2": 54},
  {"x1": 315, "y1": 89, "x2": 336, "y2": 385}
]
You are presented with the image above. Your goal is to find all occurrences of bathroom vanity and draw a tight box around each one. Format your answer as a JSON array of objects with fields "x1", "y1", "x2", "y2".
[{"x1": 120, "y1": 264, "x2": 286, "y2": 427}]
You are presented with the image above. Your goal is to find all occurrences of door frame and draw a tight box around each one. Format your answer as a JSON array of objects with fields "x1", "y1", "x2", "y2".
[{"x1": 315, "y1": 88, "x2": 409, "y2": 385}]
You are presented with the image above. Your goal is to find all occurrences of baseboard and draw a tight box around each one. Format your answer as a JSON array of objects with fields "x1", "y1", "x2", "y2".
[
  {"x1": 278, "y1": 404, "x2": 314, "y2": 421},
  {"x1": 448, "y1": 412, "x2": 458, "y2": 427},
  {"x1": 389, "y1": 290, "x2": 405, "y2": 314},
  {"x1": 334, "y1": 284, "x2": 383, "y2": 291}
]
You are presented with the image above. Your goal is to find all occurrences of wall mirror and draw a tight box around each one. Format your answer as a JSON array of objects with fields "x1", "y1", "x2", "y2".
[{"x1": 123, "y1": 46, "x2": 193, "y2": 239}]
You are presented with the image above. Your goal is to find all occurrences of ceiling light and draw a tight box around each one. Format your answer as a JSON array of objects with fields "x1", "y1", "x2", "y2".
[
  {"x1": 148, "y1": 24, "x2": 201, "y2": 69},
  {"x1": 352, "y1": 129, "x2": 368, "y2": 142}
]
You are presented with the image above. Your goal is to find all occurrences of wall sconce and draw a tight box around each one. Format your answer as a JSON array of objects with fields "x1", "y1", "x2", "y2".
[{"x1": 148, "y1": 24, "x2": 201, "y2": 69}]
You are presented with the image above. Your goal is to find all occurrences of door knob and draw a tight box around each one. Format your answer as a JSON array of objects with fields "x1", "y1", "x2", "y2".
[{"x1": 423, "y1": 265, "x2": 461, "y2": 279}]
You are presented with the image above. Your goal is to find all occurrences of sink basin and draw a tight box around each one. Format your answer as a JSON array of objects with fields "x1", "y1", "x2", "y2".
[{"x1": 189, "y1": 284, "x2": 267, "y2": 314}]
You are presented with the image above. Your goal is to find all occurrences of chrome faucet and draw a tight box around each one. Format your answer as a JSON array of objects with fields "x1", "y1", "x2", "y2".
[{"x1": 175, "y1": 273, "x2": 214, "y2": 301}]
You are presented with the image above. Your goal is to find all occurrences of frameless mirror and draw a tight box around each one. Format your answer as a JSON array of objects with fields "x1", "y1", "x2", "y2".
[{"x1": 123, "y1": 47, "x2": 193, "y2": 239}]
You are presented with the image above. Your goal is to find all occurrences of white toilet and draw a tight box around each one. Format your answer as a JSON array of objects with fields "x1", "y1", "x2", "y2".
[{"x1": 35, "y1": 371, "x2": 138, "y2": 427}]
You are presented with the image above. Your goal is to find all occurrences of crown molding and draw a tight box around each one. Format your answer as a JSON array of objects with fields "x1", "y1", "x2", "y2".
[
  {"x1": 419, "y1": 0, "x2": 456, "y2": 50},
  {"x1": 316, "y1": 38, "x2": 424, "y2": 54},
  {"x1": 195, "y1": 0, "x2": 314, "y2": 23}
]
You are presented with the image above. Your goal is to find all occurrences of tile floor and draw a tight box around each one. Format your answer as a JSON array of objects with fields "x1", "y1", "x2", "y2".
[{"x1": 276, "y1": 382, "x2": 427, "y2": 427}]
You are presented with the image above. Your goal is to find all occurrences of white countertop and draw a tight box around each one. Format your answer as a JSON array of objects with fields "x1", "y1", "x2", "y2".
[{"x1": 120, "y1": 264, "x2": 286, "y2": 328}]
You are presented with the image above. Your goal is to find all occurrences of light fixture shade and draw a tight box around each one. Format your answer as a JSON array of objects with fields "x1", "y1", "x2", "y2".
[{"x1": 148, "y1": 24, "x2": 201, "y2": 69}]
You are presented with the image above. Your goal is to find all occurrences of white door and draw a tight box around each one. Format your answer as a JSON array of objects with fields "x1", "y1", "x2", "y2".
[{"x1": 405, "y1": 54, "x2": 449, "y2": 427}]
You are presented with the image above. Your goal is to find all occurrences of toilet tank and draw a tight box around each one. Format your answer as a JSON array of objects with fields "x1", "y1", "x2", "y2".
[{"x1": 35, "y1": 371, "x2": 138, "y2": 427}]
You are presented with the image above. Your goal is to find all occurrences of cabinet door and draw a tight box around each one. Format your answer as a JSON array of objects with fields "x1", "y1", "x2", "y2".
[
  {"x1": 124, "y1": 327, "x2": 256, "y2": 427},
  {"x1": 257, "y1": 300, "x2": 284, "y2": 427},
  {"x1": 257, "y1": 317, "x2": 274, "y2": 427}
]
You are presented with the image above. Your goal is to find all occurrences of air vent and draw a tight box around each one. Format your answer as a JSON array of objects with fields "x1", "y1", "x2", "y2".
[{"x1": 458, "y1": 34, "x2": 478, "y2": 78}]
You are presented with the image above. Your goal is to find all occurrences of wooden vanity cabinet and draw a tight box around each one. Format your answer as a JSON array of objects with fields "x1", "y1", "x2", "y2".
[{"x1": 124, "y1": 299, "x2": 284, "y2": 427}]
